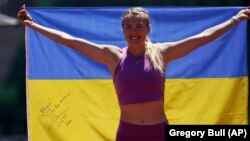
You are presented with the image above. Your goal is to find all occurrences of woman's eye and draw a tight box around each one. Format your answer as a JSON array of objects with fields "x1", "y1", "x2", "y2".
[{"x1": 124, "y1": 25, "x2": 131, "y2": 28}]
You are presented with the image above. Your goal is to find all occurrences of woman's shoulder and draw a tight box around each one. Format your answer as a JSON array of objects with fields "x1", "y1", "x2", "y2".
[{"x1": 101, "y1": 44, "x2": 123, "y2": 54}]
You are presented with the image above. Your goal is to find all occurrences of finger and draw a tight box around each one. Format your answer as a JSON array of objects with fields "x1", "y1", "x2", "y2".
[
  {"x1": 21, "y1": 4, "x2": 25, "y2": 10},
  {"x1": 20, "y1": 10, "x2": 27, "y2": 16},
  {"x1": 17, "y1": 12, "x2": 23, "y2": 17},
  {"x1": 19, "y1": 13, "x2": 26, "y2": 17},
  {"x1": 242, "y1": 8, "x2": 250, "y2": 14},
  {"x1": 18, "y1": 13, "x2": 27, "y2": 19},
  {"x1": 17, "y1": 14, "x2": 25, "y2": 18},
  {"x1": 245, "y1": 9, "x2": 250, "y2": 15},
  {"x1": 18, "y1": 12, "x2": 25, "y2": 17},
  {"x1": 20, "y1": 10, "x2": 26, "y2": 14},
  {"x1": 18, "y1": 16, "x2": 25, "y2": 21},
  {"x1": 20, "y1": 16, "x2": 25, "y2": 20}
]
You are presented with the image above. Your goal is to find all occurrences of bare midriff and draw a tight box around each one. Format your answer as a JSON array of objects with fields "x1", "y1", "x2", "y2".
[{"x1": 120, "y1": 100, "x2": 167, "y2": 125}]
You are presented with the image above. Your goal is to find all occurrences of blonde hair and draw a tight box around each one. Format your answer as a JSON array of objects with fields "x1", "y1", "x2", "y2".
[{"x1": 122, "y1": 7, "x2": 165, "y2": 75}]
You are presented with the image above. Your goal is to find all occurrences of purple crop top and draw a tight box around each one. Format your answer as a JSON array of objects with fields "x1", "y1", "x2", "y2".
[{"x1": 113, "y1": 48, "x2": 165, "y2": 105}]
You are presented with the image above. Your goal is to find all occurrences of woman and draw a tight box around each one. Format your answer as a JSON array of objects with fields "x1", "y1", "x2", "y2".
[{"x1": 18, "y1": 5, "x2": 250, "y2": 141}]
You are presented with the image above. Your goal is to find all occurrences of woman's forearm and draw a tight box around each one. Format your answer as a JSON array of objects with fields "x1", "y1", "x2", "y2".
[
  {"x1": 27, "y1": 21, "x2": 74, "y2": 47},
  {"x1": 199, "y1": 17, "x2": 238, "y2": 44}
]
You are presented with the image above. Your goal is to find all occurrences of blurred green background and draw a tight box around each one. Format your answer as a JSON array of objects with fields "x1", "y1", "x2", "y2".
[{"x1": 0, "y1": 0, "x2": 249, "y2": 140}]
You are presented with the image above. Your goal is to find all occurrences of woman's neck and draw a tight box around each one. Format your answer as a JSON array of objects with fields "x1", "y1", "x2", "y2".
[{"x1": 128, "y1": 43, "x2": 146, "y2": 57}]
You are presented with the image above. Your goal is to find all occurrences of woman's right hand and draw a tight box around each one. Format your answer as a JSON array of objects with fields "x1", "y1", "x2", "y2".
[{"x1": 17, "y1": 4, "x2": 33, "y2": 26}]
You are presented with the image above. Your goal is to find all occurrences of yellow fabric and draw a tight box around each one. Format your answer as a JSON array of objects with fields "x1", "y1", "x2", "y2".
[
  {"x1": 27, "y1": 77, "x2": 248, "y2": 141},
  {"x1": 28, "y1": 80, "x2": 120, "y2": 141},
  {"x1": 165, "y1": 77, "x2": 248, "y2": 124}
]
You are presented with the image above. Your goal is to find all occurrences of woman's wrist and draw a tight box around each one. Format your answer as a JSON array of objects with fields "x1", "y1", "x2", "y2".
[
  {"x1": 25, "y1": 19, "x2": 35, "y2": 27},
  {"x1": 231, "y1": 16, "x2": 241, "y2": 26}
]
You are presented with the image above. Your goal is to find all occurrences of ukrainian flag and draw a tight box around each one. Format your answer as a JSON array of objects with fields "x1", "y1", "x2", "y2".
[{"x1": 26, "y1": 7, "x2": 248, "y2": 141}]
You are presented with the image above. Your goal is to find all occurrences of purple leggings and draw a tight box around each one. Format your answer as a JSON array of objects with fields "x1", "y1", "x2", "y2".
[{"x1": 115, "y1": 120, "x2": 166, "y2": 141}]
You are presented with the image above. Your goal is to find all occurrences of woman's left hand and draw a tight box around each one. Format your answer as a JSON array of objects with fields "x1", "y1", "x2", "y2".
[{"x1": 235, "y1": 7, "x2": 250, "y2": 21}]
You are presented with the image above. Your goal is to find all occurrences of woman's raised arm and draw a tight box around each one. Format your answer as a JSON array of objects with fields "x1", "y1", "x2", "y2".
[
  {"x1": 17, "y1": 5, "x2": 122, "y2": 66},
  {"x1": 162, "y1": 7, "x2": 250, "y2": 63}
]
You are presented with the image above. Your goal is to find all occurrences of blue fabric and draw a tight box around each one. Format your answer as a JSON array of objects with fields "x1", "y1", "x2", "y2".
[{"x1": 26, "y1": 7, "x2": 247, "y2": 79}]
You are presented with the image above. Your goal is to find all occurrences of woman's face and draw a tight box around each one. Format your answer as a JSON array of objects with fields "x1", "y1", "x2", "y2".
[{"x1": 122, "y1": 16, "x2": 150, "y2": 46}]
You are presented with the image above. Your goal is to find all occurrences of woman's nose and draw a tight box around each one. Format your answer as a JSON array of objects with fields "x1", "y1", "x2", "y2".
[{"x1": 126, "y1": 28, "x2": 141, "y2": 32}]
